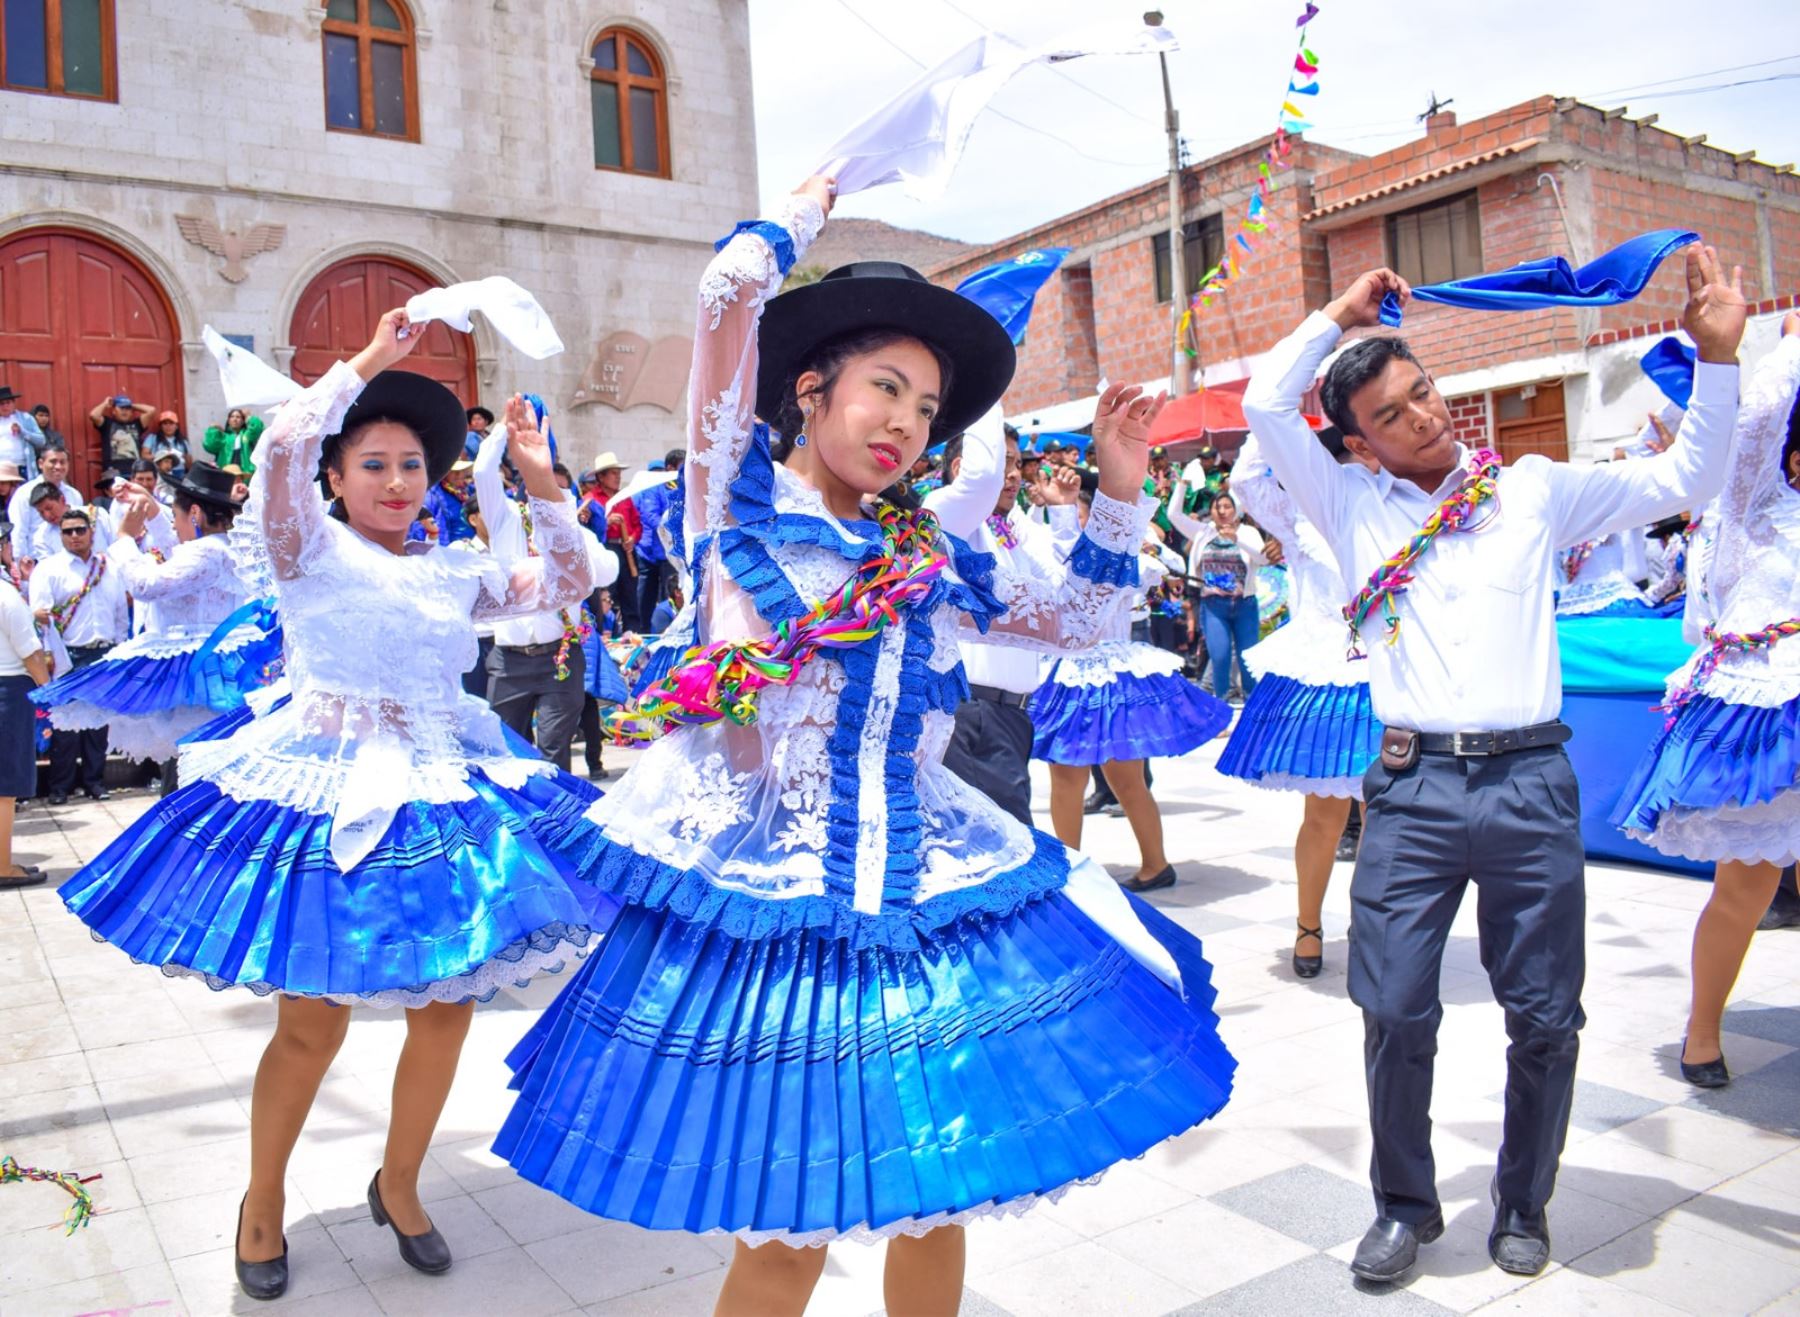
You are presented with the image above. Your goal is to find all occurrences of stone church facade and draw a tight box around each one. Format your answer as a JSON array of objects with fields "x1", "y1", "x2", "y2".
[{"x1": 0, "y1": 0, "x2": 757, "y2": 488}]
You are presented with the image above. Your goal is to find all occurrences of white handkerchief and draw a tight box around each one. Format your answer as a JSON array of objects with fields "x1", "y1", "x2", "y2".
[
  {"x1": 327, "y1": 737, "x2": 414, "y2": 872},
  {"x1": 203, "y1": 326, "x2": 303, "y2": 409},
  {"x1": 404, "y1": 277, "x2": 565, "y2": 360}
]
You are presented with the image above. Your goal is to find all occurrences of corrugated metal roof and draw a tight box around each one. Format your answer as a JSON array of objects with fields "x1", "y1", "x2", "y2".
[{"x1": 1305, "y1": 138, "x2": 1544, "y2": 220}]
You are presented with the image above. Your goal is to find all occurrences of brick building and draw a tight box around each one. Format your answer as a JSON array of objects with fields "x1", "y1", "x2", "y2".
[
  {"x1": 934, "y1": 94, "x2": 1800, "y2": 457},
  {"x1": 0, "y1": 0, "x2": 758, "y2": 489}
]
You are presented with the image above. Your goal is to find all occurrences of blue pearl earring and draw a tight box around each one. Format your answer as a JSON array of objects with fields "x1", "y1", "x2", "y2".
[{"x1": 796, "y1": 407, "x2": 810, "y2": 448}]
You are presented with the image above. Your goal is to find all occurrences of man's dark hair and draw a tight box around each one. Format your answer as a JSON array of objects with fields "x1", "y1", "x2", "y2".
[
  {"x1": 132, "y1": 458, "x2": 157, "y2": 476},
  {"x1": 32, "y1": 403, "x2": 49, "y2": 416},
  {"x1": 1321, "y1": 336, "x2": 1424, "y2": 437},
  {"x1": 30, "y1": 481, "x2": 64, "y2": 505},
  {"x1": 940, "y1": 434, "x2": 964, "y2": 474},
  {"x1": 59, "y1": 508, "x2": 91, "y2": 527},
  {"x1": 664, "y1": 448, "x2": 685, "y2": 469},
  {"x1": 1002, "y1": 423, "x2": 1019, "y2": 444},
  {"x1": 552, "y1": 462, "x2": 573, "y2": 482}
]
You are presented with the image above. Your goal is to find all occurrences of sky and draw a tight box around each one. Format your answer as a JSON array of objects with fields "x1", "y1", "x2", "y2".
[{"x1": 748, "y1": 0, "x2": 1800, "y2": 246}]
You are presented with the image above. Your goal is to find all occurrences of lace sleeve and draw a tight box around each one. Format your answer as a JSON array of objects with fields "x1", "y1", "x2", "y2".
[
  {"x1": 239, "y1": 361, "x2": 365, "y2": 589},
  {"x1": 107, "y1": 536, "x2": 225, "y2": 601},
  {"x1": 471, "y1": 493, "x2": 594, "y2": 621},
  {"x1": 962, "y1": 490, "x2": 1152, "y2": 653},
  {"x1": 686, "y1": 195, "x2": 826, "y2": 541},
  {"x1": 1228, "y1": 435, "x2": 1298, "y2": 546},
  {"x1": 1706, "y1": 335, "x2": 1800, "y2": 606}
]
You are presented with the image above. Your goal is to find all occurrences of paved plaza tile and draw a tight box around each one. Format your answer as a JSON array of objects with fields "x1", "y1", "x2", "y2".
[{"x1": 1, "y1": 741, "x2": 1795, "y2": 1316}]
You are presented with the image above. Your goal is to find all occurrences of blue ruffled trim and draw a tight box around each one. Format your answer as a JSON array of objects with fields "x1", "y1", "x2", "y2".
[
  {"x1": 559, "y1": 823, "x2": 1074, "y2": 952},
  {"x1": 1031, "y1": 668, "x2": 1232, "y2": 764},
  {"x1": 1216, "y1": 674, "x2": 1380, "y2": 784},
  {"x1": 939, "y1": 532, "x2": 1008, "y2": 631},
  {"x1": 716, "y1": 528, "x2": 809, "y2": 623},
  {"x1": 714, "y1": 219, "x2": 796, "y2": 274},
  {"x1": 1611, "y1": 689, "x2": 1800, "y2": 830},
  {"x1": 1068, "y1": 534, "x2": 1139, "y2": 588},
  {"x1": 728, "y1": 425, "x2": 886, "y2": 562}
]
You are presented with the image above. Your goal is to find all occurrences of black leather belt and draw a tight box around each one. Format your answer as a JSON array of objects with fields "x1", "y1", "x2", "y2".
[
  {"x1": 499, "y1": 640, "x2": 563, "y2": 658},
  {"x1": 968, "y1": 683, "x2": 1032, "y2": 710},
  {"x1": 1406, "y1": 721, "x2": 1571, "y2": 757}
]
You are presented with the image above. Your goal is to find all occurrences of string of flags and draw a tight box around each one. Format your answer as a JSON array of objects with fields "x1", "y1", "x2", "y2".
[{"x1": 1177, "y1": 1, "x2": 1324, "y2": 352}]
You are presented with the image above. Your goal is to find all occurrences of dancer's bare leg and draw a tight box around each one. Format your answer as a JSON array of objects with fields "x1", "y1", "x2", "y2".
[
  {"x1": 1101, "y1": 759, "x2": 1166, "y2": 879},
  {"x1": 885, "y1": 1226, "x2": 966, "y2": 1316},
  {"x1": 715, "y1": 1239, "x2": 829, "y2": 1316},
  {"x1": 378, "y1": 998, "x2": 476, "y2": 1234},
  {"x1": 240, "y1": 996, "x2": 351, "y2": 1261},
  {"x1": 1047, "y1": 762, "x2": 1089, "y2": 849},
  {"x1": 1296, "y1": 793, "x2": 1353, "y2": 958},
  {"x1": 1684, "y1": 859, "x2": 1782, "y2": 1063}
]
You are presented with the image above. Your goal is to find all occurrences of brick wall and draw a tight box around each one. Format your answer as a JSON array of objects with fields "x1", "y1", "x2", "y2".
[{"x1": 1446, "y1": 392, "x2": 1492, "y2": 445}]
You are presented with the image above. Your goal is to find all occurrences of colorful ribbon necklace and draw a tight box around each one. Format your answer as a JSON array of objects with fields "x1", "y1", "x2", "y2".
[
  {"x1": 1343, "y1": 447, "x2": 1502, "y2": 655},
  {"x1": 1656, "y1": 617, "x2": 1800, "y2": 728},
  {"x1": 986, "y1": 512, "x2": 1019, "y2": 550},
  {"x1": 49, "y1": 555, "x2": 107, "y2": 636},
  {"x1": 607, "y1": 503, "x2": 947, "y2": 742},
  {"x1": 1562, "y1": 538, "x2": 1599, "y2": 582}
]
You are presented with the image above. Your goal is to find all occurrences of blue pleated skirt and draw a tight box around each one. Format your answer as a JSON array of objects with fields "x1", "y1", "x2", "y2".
[
  {"x1": 494, "y1": 890, "x2": 1235, "y2": 1242},
  {"x1": 1611, "y1": 690, "x2": 1800, "y2": 861},
  {"x1": 1031, "y1": 669, "x2": 1232, "y2": 765},
  {"x1": 60, "y1": 769, "x2": 618, "y2": 1004},
  {"x1": 33, "y1": 647, "x2": 246, "y2": 719},
  {"x1": 1216, "y1": 674, "x2": 1381, "y2": 794}
]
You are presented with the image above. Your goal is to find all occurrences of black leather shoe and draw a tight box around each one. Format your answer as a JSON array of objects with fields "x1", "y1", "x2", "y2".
[
  {"x1": 1679, "y1": 1040, "x2": 1731, "y2": 1088},
  {"x1": 1082, "y1": 790, "x2": 1111, "y2": 815},
  {"x1": 1293, "y1": 922, "x2": 1323, "y2": 979},
  {"x1": 369, "y1": 1170, "x2": 452, "y2": 1274},
  {"x1": 1488, "y1": 1178, "x2": 1550, "y2": 1276},
  {"x1": 83, "y1": 786, "x2": 109, "y2": 801},
  {"x1": 47, "y1": 792, "x2": 68, "y2": 807},
  {"x1": 234, "y1": 1197, "x2": 289, "y2": 1301},
  {"x1": 1121, "y1": 865, "x2": 1176, "y2": 894},
  {"x1": 1350, "y1": 1212, "x2": 1443, "y2": 1283}
]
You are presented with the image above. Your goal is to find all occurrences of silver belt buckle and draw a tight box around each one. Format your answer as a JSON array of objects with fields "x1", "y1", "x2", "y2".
[{"x1": 1452, "y1": 730, "x2": 1481, "y2": 756}]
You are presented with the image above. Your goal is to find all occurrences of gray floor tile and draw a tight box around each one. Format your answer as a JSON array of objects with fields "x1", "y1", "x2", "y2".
[
  {"x1": 1683, "y1": 1049, "x2": 1800, "y2": 1137},
  {"x1": 1565, "y1": 1079, "x2": 1672, "y2": 1135},
  {"x1": 1211, "y1": 1163, "x2": 1375, "y2": 1251},
  {"x1": 1720, "y1": 1002, "x2": 1800, "y2": 1049},
  {"x1": 875, "y1": 1291, "x2": 1015, "y2": 1317},
  {"x1": 1165, "y1": 1253, "x2": 1458, "y2": 1315}
]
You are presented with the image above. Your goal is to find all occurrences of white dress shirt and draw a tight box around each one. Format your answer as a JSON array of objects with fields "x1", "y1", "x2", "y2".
[
  {"x1": 27, "y1": 549, "x2": 131, "y2": 649},
  {"x1": 8, "y1": 478, "x2": 87, "y2": 560},
  {"x1": 471, "y1": 424, "x2": 619, "y2": 648},
  {"x1": 923, "y1": 408, "x2": 1082, "y2": 695},
  {"x1": 1243, "y1": 311, "x2": 1739, "y2": 733},
  {"x1": 0, "y1": 578, "x2": 43, "y2": 675}
]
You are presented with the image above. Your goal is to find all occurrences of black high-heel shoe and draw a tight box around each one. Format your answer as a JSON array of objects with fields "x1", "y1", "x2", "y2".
[
  {"x1": 234, "y1": 1196, "x2": 289, "y2": 1301},
  {"x1": 1679, "y1": 1039, "x2": 1731, "y2": 1088},
  {"x1": 368, "y1": 1170, "x2": 452, "y2": 1274},
  {"x1": 1293, "y1": 922, "x2": 1323, "y2": 979}
]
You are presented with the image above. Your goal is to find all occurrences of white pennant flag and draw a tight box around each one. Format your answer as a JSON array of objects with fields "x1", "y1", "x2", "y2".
[
  {"x1": 404, "y1": 276, "x2": 565, "y2": 360},
  {"x1": 817, "y1": 22, "x2": 1179, "y2": 201}
]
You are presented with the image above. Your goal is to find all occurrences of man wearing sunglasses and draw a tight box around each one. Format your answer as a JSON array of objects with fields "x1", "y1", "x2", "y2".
[{"x1": 27, "y1": 509, "x2": 129, "y2": 804}]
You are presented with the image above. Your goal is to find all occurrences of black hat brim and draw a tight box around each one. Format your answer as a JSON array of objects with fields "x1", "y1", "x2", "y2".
[
  {"x1": 756, "y1": 275, "x2": 1016, "y2": 441},
  {"x1": 327, "y1": 369, "x2": 468, "y2": 487}
]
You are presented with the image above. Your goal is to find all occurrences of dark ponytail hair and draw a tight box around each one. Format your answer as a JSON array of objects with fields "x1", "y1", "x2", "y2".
[{"x1": 768, "y1": 328, "x2": 956, "y2": 462}]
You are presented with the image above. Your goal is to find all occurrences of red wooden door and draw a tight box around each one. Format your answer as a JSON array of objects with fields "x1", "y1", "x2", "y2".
[
  {"x1": 0, "y1": 229, "x2": 185, "y2": 494},
  {"x1": 288, "y1": 258, "x2": 476, "y2": 403}
]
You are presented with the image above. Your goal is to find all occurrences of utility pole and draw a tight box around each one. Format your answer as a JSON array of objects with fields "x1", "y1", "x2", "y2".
[{"x1": 1148, "y1": 9, "x2": 1187, "y2": 396}]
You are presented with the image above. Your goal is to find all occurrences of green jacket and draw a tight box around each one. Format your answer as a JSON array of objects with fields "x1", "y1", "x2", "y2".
[{"x1": 203, "y1": 416, "x2": 264, "y2": 474}]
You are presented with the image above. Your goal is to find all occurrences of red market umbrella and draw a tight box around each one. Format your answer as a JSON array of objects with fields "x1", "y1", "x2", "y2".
[{"x1": 1147, "y1": 386, "x2": 1325, "y2": 446}]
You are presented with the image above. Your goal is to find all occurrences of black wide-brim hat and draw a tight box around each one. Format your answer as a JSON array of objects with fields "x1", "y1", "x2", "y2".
[
  {"x1": 176, "y1": 461, "x2": 244, "y2": 513},
  {"x1": 323, "y1": 369, "x2": 468, "y2": 488},
  {"x1": 756, "y1": 261, "x2": 1016, "y2": 441}
]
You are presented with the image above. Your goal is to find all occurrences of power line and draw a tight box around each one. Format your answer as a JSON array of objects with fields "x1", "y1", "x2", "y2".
[
  {"x1": 928, "y1": 0, "x2": 1164, "y2": 128},
  {"x1": 1583, "y1": 53, "x2": 1800, "y2": 100},
  {"x1": 831, "y1": 0, "x2": 1163, "y2": 171}
]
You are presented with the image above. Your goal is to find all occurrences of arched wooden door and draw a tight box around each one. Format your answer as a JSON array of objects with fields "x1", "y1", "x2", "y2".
[
  {"x1": 288, "y1": 257, "x2": 476, "y2": 403},
  {"x1": 0, "y1": 229, "x2": 185, "y2": 494}
]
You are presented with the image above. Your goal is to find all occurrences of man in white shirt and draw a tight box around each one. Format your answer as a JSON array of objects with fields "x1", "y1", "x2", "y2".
[
  {"x1": 9, "y1": 446, "x2": 88, "y2": 569},
  {"x1": 28, "y1": 508, "x2": 132, "y2": 803},
  {"x1": 1243, "y1": 246, "x2": 1745, "y2": 1284},
  {"x1": 0, "y1": 386, "x2": 45, "y2": 480},
  {"x1": 472, "y1": 421, "x2": 619, "y2": 770},
  {"x1": 924, "y1": 420, "x2": 1079, "y2": 824}
]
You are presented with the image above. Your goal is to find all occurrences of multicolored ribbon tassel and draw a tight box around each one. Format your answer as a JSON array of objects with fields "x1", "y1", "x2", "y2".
[
  {"x1": 1562, "y1": 538, "x2": 1599, "y2": 582},
  {"x1": 1, "y1": 1156, "x2": 100, "y2": 1235},
  {"x1": 606, "y1": 504, "x2": 947, "y2": 742},
  {"x1": 1656, "y1": 617, "x2": 1800, "y2": 728},
  {"x1": 1342, "y1": 447, "x2": 1503, "y2": 655}
]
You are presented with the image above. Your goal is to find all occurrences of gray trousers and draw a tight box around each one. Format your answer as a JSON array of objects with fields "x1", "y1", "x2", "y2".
[
  {"x1": 1349, "y1": 744, "x2": 1585, "y2": 1224},
  {"x1": 487, "y1": 643, "x2": 585, "y2": 771}
]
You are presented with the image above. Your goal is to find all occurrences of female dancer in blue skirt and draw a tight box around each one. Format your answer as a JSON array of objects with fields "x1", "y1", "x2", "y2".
[
  {"x1": 1030, "y1": 501, "x2": 1232, "y2": 892},
  {"x1": 1615, "y1": 311, "x2": 1800, "y2": 1087},
  {"x1": 495, "y1": 176, "x2": 1237, "y2": 1316},
  {"x1": 59, "y1": 311, "x2": 603, "y2": 1299},
  {"x1": 33, "y1": 464, "x2": 272, "y2": 782},
  {"x1": 1219, "y1": 431, "x2": 1384, "y2": 976}
]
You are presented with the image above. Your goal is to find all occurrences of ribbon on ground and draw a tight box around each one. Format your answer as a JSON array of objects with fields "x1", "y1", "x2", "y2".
[
  {"x1": 1, "y1": 1156, "x2": 99, "y2": 1235},
  {"x1": 817, "y1": 22, "x2": 1179, "y2": 201},
  {"x1": 1379, "y1": 229, "x2": 1700, "y2": 327},
  {"x1": 954, "y1": 248, "x2": 1071, "y2": 343}
]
